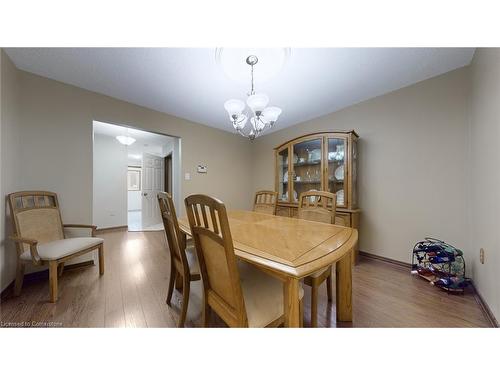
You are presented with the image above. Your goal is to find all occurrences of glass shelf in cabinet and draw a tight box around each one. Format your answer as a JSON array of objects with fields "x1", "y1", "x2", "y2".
[
  {"x1": 293, "y1": 180, "x2": 321, "y2": 184},
  {"x1": 294, "y1": 161, "x2": 321, "y2": 167}
]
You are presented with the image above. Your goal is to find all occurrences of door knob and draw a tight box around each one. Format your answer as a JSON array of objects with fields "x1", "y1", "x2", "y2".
[{"x1": 143, "y1": 192, "x2": 148, "y2": 197}]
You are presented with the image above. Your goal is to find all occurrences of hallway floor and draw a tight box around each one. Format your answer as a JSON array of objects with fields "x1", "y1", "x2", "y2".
[{"x1": 128, "y1": 210, "x2": 162, "y2": 232}]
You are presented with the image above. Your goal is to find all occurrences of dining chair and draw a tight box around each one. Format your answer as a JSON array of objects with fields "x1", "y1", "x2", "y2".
[
  {"x1": 185, "y1": 194, "x2": 303, "y2": 327},
  {"x1": 8, "y1": 191, "x2": 104, "y2": 303},
  {"x1": 158, "y1": 192, "x2": 201, "y2": 327},
  {"x1": 298, "y1": 190, "x2": 337, "y2": 327},
  {"x1": 253, "y1": 190, "x2": 278, "y2": 215}
]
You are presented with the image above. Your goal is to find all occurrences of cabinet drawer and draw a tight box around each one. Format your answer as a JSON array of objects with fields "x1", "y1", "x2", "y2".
[{"x1": 335, "y1": 213, "x2": 351, "y2": 227}]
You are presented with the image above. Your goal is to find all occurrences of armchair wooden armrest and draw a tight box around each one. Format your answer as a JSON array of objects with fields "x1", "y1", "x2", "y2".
[
  {"x1": 63, "y1": 224, "x2": 97, "y2": 236},
  {"x1": 9, "y1": 236, "x2": 41, "y2": 265},
  {"x1": 10, "y1": 236, "x2": 38, "y2": 245}
]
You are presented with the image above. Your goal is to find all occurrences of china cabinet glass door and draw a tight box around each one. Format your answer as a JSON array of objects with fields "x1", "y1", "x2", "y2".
[
  {"x1": 326, "y1": 137, "x2": 347, "y2": 207},
  {"x1": 291, "y1": 137, "x2": 323, "y2": 203},
  {"x1": 277, "y1": 146, "x2": 290, "y2": 202}
]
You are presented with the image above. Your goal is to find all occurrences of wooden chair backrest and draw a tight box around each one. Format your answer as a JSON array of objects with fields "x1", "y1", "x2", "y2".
[
  {"x1": 184, "y1": 194, "x2": 247, "y2": 327},
  {"x1": 8, "y1": 191, "x2": 64, "y2": 251},
  {"x1": 253, "y1": 190, "x2": 278, "y2": 215},
  {"x1": 298, "y1": 190, "x2": 337, "y2": 224},
  {"x1": 158, "y1": 192, "x2": 189, "y2": 275}
]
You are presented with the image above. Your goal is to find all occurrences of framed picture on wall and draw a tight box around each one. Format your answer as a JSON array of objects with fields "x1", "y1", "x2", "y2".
[{"x1": 127, "y1": 167, "x2": 141, "y2": 191}]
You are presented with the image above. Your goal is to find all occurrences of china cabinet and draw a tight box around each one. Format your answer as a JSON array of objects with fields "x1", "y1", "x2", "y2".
[{"x1": 274, "y1": 130, "x2": 360, "y2": 263}]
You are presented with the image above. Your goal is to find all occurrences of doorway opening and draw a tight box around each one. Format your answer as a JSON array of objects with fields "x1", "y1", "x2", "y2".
[{"x1": 92, "y1": 120, "x2": 181, "y2": 232}]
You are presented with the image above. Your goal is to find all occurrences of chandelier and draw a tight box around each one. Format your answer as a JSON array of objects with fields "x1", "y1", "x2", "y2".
[{"x1": 224, "y1": 55, "x2": 282, "y2": 140}]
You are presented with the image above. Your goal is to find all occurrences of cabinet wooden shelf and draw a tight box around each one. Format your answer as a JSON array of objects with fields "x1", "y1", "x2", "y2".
[{"x1": 274, "y1": 130, "x2": 360, "y2": 263}]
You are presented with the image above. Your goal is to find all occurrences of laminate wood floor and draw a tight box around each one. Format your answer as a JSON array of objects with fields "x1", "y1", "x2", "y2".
[{"x1": 0, "y1": 230, "x2": 491, "y2": 328}]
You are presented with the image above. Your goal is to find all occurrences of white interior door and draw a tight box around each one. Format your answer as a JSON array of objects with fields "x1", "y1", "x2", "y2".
[{"x1": 141, "y1": 153, "x2": 164, "y2": 229}]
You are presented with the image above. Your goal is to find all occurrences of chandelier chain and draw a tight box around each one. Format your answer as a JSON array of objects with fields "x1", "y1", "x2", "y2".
[{"x1": 250, "y1": 63, "x2": 255, "y2": 95}]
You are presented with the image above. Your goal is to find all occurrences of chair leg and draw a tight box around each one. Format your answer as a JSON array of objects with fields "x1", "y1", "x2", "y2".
[
  {"x1": 311, "y1": 284, "x2": 318, "y2": 328},
  {"x1": 202, "y1": 300, "x2": 211, "y2": 328},
  {"x1": 166, "y1": 265, "x2": 176, "y2": 306},
  {"x1": 178, "y1": 277, "x2": 190, "y2": 328},
  {"x1": 14, "y1": 262, "x2": 25, "y2": 296},
  {"x1": 175, "y1": 273, "x2": 183, "y2": 292},
  {"x1": 49, "y1": 261, "x2": 59, "y2": 303},
  {"x1": 58, "y1": 262, "x2": 65, "y2": 277},
  {"x1": 327, "y1": 274, "x2": 333, "y2": 302},
  {"x1": 98, "y1": 244, "x2": 105, "y2": 275}
]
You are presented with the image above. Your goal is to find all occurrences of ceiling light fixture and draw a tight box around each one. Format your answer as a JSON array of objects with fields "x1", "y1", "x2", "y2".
[
  {"x1": 224, "y1": 55, "x2": 282, "y2": 140},
  {"x1": 116, "y1": 135, "x2": 136, "y2": 145}
]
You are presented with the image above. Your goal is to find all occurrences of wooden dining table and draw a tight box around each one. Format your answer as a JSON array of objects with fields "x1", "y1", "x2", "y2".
[{"x1": 177, "y1": 210, "x2": 358, "y2": 327}]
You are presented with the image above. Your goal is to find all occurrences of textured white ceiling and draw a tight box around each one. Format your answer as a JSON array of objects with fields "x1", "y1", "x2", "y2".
[{"x1": 6, "y1": 48, "x2": 475, "y2": 135}]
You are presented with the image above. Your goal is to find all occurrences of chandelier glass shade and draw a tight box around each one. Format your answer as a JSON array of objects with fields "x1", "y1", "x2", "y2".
[{"x1": 224, "y1": 55, "x2": 282, "y2": 140}]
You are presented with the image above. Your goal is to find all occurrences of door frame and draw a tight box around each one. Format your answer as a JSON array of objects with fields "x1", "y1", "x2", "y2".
[{"x1": 164, "y1": 152, "x2": 173, "y2": 195}]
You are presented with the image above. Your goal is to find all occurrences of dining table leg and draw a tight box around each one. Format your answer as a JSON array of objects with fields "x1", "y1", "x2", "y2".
[
  {"x1": 284, "y1": 277, "x2": 301, "y2": 327},
  {"x1": 336, "y1": 249, "x2": 353, "y2": 322}
]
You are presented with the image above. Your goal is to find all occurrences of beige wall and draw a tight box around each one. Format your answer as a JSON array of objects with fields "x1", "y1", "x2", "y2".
[
  {"x1": 1, "y1": 50, "x2": 21, "y2": 290},
  {"x1": 252, "y1": 67, "x2": 471, "y2": 265},
  {"x1": 469, "y1": 48, "x2": 500, "y2": 321}
]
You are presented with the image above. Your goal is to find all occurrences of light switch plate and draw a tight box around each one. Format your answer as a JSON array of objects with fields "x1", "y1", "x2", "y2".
[{"x1": 184, "y1": 173, "x2": 191, "y2": 181}]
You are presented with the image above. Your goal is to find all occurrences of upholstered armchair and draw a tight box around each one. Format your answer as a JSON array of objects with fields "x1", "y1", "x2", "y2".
[{"x1": 8, "y1": 191, "x2": 104, "y2": 302}]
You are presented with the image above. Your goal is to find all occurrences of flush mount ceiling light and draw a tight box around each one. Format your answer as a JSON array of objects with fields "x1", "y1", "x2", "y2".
[
  {"x1": 224, "y1": 55, "x2": 282, "y2": 140},
  {"x1": 116, "y1": 135, "x2": 136, "y2": 145}
]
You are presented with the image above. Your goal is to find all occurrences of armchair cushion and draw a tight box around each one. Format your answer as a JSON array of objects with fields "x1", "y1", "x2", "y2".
[{"x1": 20, "y1": 237, "x2": 104, "y2": 261}]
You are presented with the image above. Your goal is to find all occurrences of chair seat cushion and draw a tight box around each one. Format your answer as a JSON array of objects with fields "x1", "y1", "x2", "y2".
[
  {"x1": 185, "y1": 245, "x2": 200, "y2": 275},
  {"x1": 238, "y1": 261, "x2": 304, "y2": 328},
  {"x1": 20, "y1": 237, "x2": 104, "y2": 261}
]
